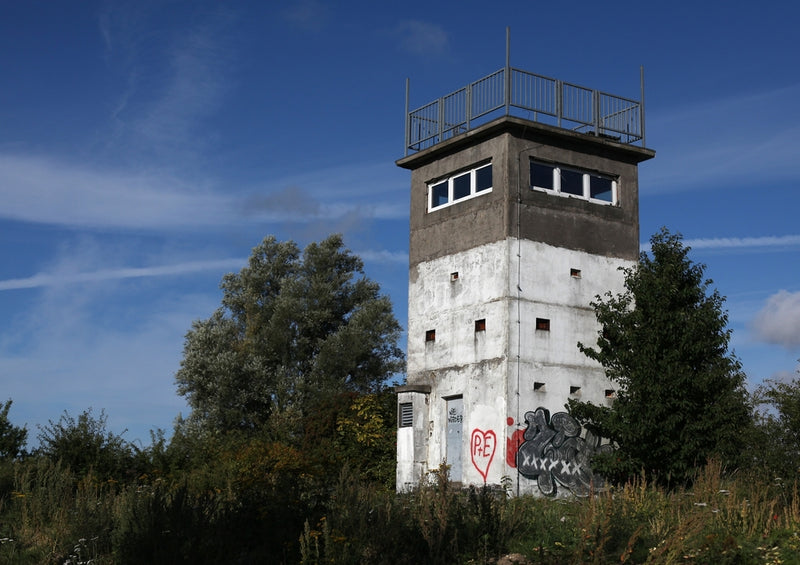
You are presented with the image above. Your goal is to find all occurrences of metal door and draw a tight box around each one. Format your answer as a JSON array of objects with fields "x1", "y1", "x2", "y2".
[{"x1": 445, "y1": 397, "x2": 463, "y2": 481}]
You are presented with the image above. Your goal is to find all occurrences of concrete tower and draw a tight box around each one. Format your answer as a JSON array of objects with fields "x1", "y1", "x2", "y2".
[{"x1": 395, "y1": 53, "x2": 655, "y2": 496}]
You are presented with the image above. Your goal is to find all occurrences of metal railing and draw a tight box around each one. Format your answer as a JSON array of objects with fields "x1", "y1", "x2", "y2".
[{"x1": 405, "y1": 66, "x2": 644, "y2": 155}]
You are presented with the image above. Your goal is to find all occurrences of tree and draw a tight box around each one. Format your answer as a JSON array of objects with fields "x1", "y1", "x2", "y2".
[
  {"x1": 175, "y1": 234, "x2": 405, "y2": 434},
  {"x1": 752, "y1": 366, "x2": 800, "y2": 478},
  {"x1": 36, "y1": 408, "x2": 135, "y2": 479},
  {"x1": 0, "y1": 399, "x2": 27, "y2": 460},
  {"x1": 569, "y1": 228, "x2": 751, "y2": 486}
]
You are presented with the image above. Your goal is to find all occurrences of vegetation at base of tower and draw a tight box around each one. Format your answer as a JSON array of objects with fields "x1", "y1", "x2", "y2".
[
  {"x1": 175, "y1": 234, "x2": 405, "y2": 435},
  {"x1": 751, "y1": 365, "x2": 800, "y2": 479},
  {"x1": 569, "y1": 228, "x2": 752, "y2": 487},
  {"x1": 0, "y1": 399, "x2": 27, "y2": 460},
  {"x1": 3, "y1": 231, "x2": 800, "y2": 562}
]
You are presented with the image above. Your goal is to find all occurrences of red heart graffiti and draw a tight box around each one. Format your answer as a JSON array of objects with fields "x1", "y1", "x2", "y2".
[{"x1": 470, "y1": 429, "x2": 497, "y2": 483}]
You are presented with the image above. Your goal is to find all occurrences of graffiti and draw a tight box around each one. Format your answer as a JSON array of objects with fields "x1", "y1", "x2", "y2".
[
  {"x1": 448, "y1": 408, "x2": 463, "y2": 424},
  {"x1": 507, "y1": 408, "x2": 612, "y2": 497},
  {"x1": 470, "y1": 429, "x2": 496, "y2": 482}
]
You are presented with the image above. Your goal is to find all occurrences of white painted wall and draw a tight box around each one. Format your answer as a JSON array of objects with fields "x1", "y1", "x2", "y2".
[{"x1": 401, "y1": 237, "x2": 633, "y2": 492}]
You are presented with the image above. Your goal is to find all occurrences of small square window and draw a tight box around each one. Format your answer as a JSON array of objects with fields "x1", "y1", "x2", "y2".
[
  {"x1": 589, "y1": 174, "x2": 614, "y2": 202},
  {"x1": 570, "y1": 268, "x2": 581, "y2": 278},
  {"x1": 533, "y1": 381, "x2": 546, "y2": 392},
  {"x1": 560, "y1": 168, "x2": 584, "y2": 196},
  {"x1": 569, "y1": 385, "x2": 581, "y2": 395},
  {"x1": 450, "y1": 271, "x2": 459, "y2": 282},
  {"x1": 605, "y1": 389, "x2": 616, "y2": 399},
  {"x1": 453, "y1": 171, "x2": 471, "y2": 200},
  {"x1": 425, "y1": 329, "x2": 436, "y2": 342},
  {"x1": 431, "y1": 181, "x2": 449, "y2": 208},
  {"x1": 535, "y1": 318, "x2": 550, "y2": 331},
  {"x1": 475, "y1": 164, "x2": 492, "y2": 192},
  {"x1": 530, "y1": 162, "x2": 555, "y2": 190},
  {"x1": 399, "y1": 403, "x2": 413, "y2": 427},
  {"x1": 475, "y1": 319, "x2": 486, "y2": 332}
]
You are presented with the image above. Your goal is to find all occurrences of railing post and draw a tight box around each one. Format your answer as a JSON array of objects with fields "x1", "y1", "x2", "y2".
[
  {"x1": 504, "y1": 27, "x2": 511, "y2": 115},
  {"x1": 640, "y1": 65, "x2": 646, "y2": 147},
  {"x1": 556, "y1": 80, "x2": 562, "y2": 129},
  {"x1": 404, "y1": 78, "x2": 410, "y2": 157},
  {"x1": 466, "y1": 83, "x2": 472, "y2": 131},
  {"x1": 438, "y1": 96, "x2": 445, "y2": 144},
  {"x1": 593, "y1": 89, "x2": 600, "y2": 136}
]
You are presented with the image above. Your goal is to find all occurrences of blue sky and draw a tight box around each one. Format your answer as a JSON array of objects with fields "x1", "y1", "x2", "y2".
[{"x1": 1, "y1": 0, "x2": 799, "y2": 447}]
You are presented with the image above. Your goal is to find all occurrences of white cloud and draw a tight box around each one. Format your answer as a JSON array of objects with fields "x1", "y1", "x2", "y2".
[
  {"x1": 357, "y1": 249, "x2": 409, "y2": 264},
  {"x1": 751, "y1": 290, "x2": 800, "y2": 349},
  {"x1": 642, "y1": 83, "x2": 800, "y2": 193},
  {"x1": 0, "y1": 258, "x2": 246, "y2": 291},
  {"x1": 0, "y1": 154, "x2": 408, "y2": 229},
  {"x1": 283, "y1": 0, "x2": 328, "y2": 31},
  {"x1": 641, "y1": 234, "x2": 800, "y2": 253},
  {"x1": 0, "y1": 153, "x2": 232, "y2": 229},
  {"x1": 394, "y1": 20, "x2": 449, "y2": 56},
  {"x1": 685, "y1": 235, "x2": 800, "y2": 250}
]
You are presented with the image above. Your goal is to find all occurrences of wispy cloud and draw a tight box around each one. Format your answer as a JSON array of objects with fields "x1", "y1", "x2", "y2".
[
  {"x1": 0, "y1": 154, "x2": 407, "y2": 230},
  {"x1": 685, "y1": 235, "x2": 800, "y2": 250},
  {"x1": 0, "y1": 153, "x2": 232, "y2": 229},
  {"x1": 641, "y1": 234, "x2": 800, "y2": 253},
  {"x1": 751, "y1": 290, "x2": 800, "y2": 350},
  {"x1": 356, "y1": 249, "x2": 409, "y2": 264},
  {"x1": 0, "y1": 259, "x2": 246, "y2": 292},
  {"x1": 393, "y1": 20, "x2": 449, "y2": 56},
  {"x1": 642, "y1": 83, "x2": 800, "y2": 193},
  {"x1": 98, "y1": 3, "x2": 236, "y2": 166},
  {"x1": 282, "y1": 0, "x2": 328, "y2": 31}
]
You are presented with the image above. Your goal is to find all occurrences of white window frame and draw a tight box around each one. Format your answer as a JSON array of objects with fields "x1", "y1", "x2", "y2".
[
  {"x1": 428, "y1": 162, "x2": 492, "y2": 211},
  {"x1": 530, "y1": 160, "x2": 617, "y2": 205}
]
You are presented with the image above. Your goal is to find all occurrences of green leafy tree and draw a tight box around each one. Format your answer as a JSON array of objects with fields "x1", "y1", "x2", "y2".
[
  {"x1": 752, "y1": 366, "x2": 800, "y2": 478},
  {"x1": 0, "y1": 399, "x2": 27, "y2": 460},
  {"x1": 569, "y1": 228, "x2": 751, "y2": 486},
  {"x1": 36, "y1": 408, "x2": 136, "y2": 479},
  {"x1": 175, "y1": 234, "x2": 405, "y2": 434}
]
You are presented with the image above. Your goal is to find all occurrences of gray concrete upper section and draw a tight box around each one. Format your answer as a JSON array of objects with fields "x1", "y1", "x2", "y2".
[{"x1": 397, "y1": 116, "x2": 655, "y2": 268}]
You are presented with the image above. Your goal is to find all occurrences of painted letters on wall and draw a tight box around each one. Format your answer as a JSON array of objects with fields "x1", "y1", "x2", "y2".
[
  {"x1": 507, "y1": 407, "x2": 612, "y2": 497},
  {"x1": 470, "y1": 429, "x2": 496, "y2": 482}
]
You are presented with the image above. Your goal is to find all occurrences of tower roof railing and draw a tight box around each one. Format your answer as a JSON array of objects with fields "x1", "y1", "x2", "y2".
[{"x1": 404, "y1": 65, "x2": 646, "y2": 156}]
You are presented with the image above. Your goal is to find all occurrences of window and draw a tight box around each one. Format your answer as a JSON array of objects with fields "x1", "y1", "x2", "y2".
[
  {"x1": 425, "y1": 329, "x2": 436, "y2": 342},
  {"x1": 450, "y1": 271, "x2": 459, "y2": 282},
  {"x1": 605, "y1": 389, "x2": 616, "y2": 399},
  {"x1": 399, "y1": 403, "x2": 413, "y2": 427},
  {"x1": 475, "y1": 319, "x2": 486, "y2": 332},
  {"x1": 570, "y1": 385, "x2": 582, "y2": 395},
  {"x1": 428, "y1": 163, "x2": 492, "y2": 211},
  {"x1": 533, "y1": 381, "x2": 546, "y2": 392},
  {"x1": 535, "y1": 318, "x2": 550, "y2": 331},
  {"x1": 570, "y1": 268, "x2": 582, "y2": 278},
  {"x1": 530, "y1": 160, "x2": 617, "y2": 204}
]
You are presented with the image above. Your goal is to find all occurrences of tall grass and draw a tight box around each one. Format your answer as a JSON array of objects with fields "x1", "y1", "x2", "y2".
[{"x1": 1, "y1": 459, "x2": 799, "y2": 564}]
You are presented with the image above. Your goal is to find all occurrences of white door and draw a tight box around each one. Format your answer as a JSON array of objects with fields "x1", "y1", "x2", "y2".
[{"x1": 446, "y1": 397, "x2": 463, "y2": 481}]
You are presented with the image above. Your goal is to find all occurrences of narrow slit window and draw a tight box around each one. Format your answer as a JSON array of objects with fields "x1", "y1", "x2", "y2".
[
  {"x1": 536, "y1": 318, "x2": 550, "y2": 331},
  {"x1": 399, "y1": 403, "x2": 413, "y2": 427},
  {"x1": 475, "y1": 319, "x2": 486, "y2": 332},
  {"x1": 425, "y1": 329, "x2": 436, "y2": 342}
]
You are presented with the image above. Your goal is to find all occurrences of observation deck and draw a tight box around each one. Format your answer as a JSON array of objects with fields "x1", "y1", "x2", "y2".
[{"x1": 403, "y1": 59, "x2": 647, "y2": 157}]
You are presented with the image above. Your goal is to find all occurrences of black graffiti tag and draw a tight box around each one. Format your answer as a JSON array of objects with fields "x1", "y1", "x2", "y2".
[{"x1": 516, "y1": 407, "x2": 612, "y2": 497}]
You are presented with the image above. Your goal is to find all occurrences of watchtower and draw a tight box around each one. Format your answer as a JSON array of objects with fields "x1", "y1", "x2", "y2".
[{"x1": 395, "y1": 36, "x2": 655, "y2": 496}]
